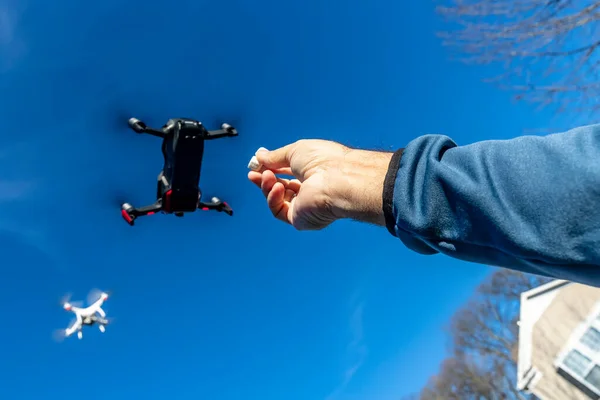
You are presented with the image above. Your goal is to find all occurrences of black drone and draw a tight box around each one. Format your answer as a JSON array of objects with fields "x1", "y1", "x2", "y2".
[{"x1": 120, "y1": 117, "x2": 238, "y2": 226}]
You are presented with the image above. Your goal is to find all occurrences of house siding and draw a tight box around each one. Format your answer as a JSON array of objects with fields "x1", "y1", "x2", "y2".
[{"x1": 531, "y1": 284, "x2": 600, "y2": 400}]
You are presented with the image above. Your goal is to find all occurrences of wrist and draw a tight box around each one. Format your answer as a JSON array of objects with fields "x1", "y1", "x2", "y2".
[{"x1": 330, "y1": 148, "x2": 393, "y2": 225}]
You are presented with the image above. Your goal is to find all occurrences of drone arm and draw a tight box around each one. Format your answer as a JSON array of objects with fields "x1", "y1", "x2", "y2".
[
  {"x1": 199, "y1": 198, "x2": 233, "y2": 216},
  {"x1": 96, "y1": 307, "x2": 106, "y2": 318},
  {"x1": 205, "y1": 129, "x2": 230, "y2": 140},
  {"x1": 205, "y1": 124, "x2": 238, "y2": 140},
  {"x1": 128, "y1": 118, "x2": 166, "y2": 138},
  {"x1": 66, "y1": 314, "x2": 82, "y2": 336},
  {"x1": 145, "y1": 128, "x2": 167, "y2": 138},
  {"x1": 132, "y1": 202, "x2": 163, "y2": 216},
  {"x1": 121, "y1": 200, "x2": 163, "y2": 225}
]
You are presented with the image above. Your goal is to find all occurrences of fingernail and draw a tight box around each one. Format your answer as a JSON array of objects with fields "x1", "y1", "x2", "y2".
[{"x1": 248, "y1": 156, "x2": 261, "y2": 171}]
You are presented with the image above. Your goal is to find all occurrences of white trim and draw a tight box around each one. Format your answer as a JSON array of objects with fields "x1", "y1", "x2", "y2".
[
  {"x1": 529, "y1": 370, "x2": 546, "y2": 400},
  {"x1": 554, "y1": 300, "x2": 600, "y2": 396},
  {"x1": 521, "y1": 279, "x2": 570, "y2": 299},
  {"x1": 518, "y1": 365, "x2": 543, "y2": 392},
  {"x1": 517, "y1": 280, "x2": 572, "y2": 390}
]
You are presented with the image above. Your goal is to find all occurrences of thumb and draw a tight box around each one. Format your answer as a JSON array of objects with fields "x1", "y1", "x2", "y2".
[{"x1": 256, "y1": 143, "x2": 295, "y2": 169}]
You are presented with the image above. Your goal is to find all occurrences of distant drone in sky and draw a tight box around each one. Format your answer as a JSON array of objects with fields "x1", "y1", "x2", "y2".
[
  {"x1": 120, "y1": 117, "x2": 238, "y2": 226},
  {"x1": 58, "y1": 290, "x2": 110, "y2": 340}
]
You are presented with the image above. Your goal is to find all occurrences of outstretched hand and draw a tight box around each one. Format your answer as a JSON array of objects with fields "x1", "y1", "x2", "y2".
[{"x1": 247, "y1": 139, "x2": 392, "y2": 230}]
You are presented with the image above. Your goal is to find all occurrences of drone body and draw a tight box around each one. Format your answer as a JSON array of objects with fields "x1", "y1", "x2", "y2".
[
  {"x1": 62, "y1": 291, "x2": 109, "y2": 340},
  {"x1": 121, "y1": 117, "x2": 238, "y2": 226}
]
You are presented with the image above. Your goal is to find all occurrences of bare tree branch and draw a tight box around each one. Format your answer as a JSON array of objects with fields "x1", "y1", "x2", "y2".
[
  {"x1": 415, "y1": 269, "x2": 552, "y2": 399},
  {"x1": 436, "y1": 0, "x2": 600, "y2": 114}
]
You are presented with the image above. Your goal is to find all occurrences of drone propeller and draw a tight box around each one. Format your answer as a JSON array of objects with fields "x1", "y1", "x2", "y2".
[
  {"x1": 210, "y1": 114, "x2": 244, "y2": 132},
  {"x1": 81, "y1": 187, "x2": 136, "y2": 219},
  {"x1": 59, "y1": 293, "x2": 83, "y2": 309},
  {"x1": 87, "y1": 288, "x2": 112, "y2": 305},
  {"x1": 84, "y1": 175, "x2": 136, "y2": 210},
  {"x1": 107, "y1": 191, "x2": 131, "y2": 208},
  {"x1": 59, "y1": 292, "x2": 71, "y2": 304},
  {"x1": 111, "y1": 109, "x2": 134, "y2": 132},
  {"x1": 100, "y1": 88, "x2": 157, "y2": 132},
  {"x1": 52, "y1": 328, "x2": 67, "y2": 343},
  {"x1": 52, "y1": 314, "x2": 78, "y2": 343}
]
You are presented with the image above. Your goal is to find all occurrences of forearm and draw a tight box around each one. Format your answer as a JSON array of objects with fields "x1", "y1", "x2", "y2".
[
  {"x1": 332, "y1": 148, "x2": 393, "y2": 226},
  {"x1": 383, "y1": 124, "x2": 600, "y2": 286}
]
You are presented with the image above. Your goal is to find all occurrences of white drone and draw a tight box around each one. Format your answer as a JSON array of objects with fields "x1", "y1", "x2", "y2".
[{"x1": 59, "y1": 290, "x2": 110, "y2": 340}]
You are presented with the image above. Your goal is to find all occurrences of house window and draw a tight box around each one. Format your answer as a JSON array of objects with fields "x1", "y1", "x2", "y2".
[
  {"x1": 556, "y1": 307, "x2": 600, "y2": 396},
  {"x1": 563, "y1": 349, "x2": 591, "y2": 377},
  {"x1": 581, "y1": 327, "x2": 600, "y2": 352}
]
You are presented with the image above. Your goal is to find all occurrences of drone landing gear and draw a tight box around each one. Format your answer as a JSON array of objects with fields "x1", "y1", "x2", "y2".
[
  {"x1": 77, "y1": 331, "x2": 83, "y2": 340},
  {"x1": 121, "y1": 201, "x2": 162, "y2": 226},
  {"x1": 99, "y1": 325, "x2": 106, "y2": 333},
  {"x1": 199, "y1": 197, "x2": 233, "y2": 216}
]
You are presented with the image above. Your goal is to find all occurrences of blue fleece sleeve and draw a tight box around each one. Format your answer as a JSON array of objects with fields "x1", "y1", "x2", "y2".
[{"x1": 382, "y1": 124, "x2": 600, "y2": 287}]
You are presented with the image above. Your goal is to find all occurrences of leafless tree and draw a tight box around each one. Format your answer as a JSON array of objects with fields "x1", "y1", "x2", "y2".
[
  {"x1": 405, "y1": 269, "x2": 552, "y2": 399},
  {"x1": 436, "y1": 0, "x2": 600, "y2": 116}
]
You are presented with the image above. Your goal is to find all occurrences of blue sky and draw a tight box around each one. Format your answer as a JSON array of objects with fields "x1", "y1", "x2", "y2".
[{"x1": 0, "y1": 1, "x2": 577, "y2": 399}]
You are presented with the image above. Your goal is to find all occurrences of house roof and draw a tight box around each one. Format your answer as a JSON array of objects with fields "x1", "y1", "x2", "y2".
[{"x1": 516, "y1": 279, "x2": 572, "y2": 391}]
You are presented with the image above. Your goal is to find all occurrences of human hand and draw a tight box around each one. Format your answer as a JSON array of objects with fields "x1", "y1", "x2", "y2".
[{"x1": 247, "y1": 139, "x2": 393, "y2": 230}]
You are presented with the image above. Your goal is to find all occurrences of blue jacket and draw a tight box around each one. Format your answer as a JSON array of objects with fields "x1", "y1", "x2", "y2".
[{"x1": 382, "y1": 123, "x2": 600, "y2": 287}]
